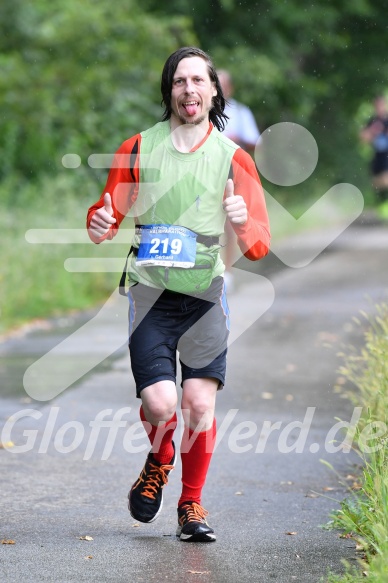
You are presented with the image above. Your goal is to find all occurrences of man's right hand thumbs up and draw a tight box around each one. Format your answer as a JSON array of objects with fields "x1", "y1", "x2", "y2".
[
  {"x1": 89, "y1": 192, "x2": 117, "y2": 239},
  {"x1": 103, "y1": 192, "x2": 114, "y2": 216}
]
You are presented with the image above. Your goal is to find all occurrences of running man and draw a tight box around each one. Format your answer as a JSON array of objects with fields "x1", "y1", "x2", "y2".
[{"x1": 87, "y1": 47, "x2": 270, "y2": 542}]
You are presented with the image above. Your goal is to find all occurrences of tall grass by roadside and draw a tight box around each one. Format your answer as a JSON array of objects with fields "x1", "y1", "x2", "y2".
[
  {"x1": 324, "y1": 304, "x2": 388, "y2": 582},
  {"x1": 0, "y1": 172, "x2": 131, "y2": 335}
]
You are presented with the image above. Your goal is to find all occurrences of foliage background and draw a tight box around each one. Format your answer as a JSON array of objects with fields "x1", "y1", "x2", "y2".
[
  {"x1": 2, "y1": 0, "x2": 387, "y2": 187},
  {"x1": 1, "y1": 0, "x2": 387, "y2": 330}
]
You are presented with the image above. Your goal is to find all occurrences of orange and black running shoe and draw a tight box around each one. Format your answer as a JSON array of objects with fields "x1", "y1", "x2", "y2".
[
  {"x1": 128, "y1": 442, "x2": 176, "y2": 523},
  {"x1": 176, "y1": 501, "x2": 216, "y2": 542}
]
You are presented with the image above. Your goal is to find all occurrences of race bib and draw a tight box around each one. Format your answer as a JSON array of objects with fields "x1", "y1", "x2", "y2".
[{"x1": 136, "y1": 225, "x2": 197, "y2": 268}]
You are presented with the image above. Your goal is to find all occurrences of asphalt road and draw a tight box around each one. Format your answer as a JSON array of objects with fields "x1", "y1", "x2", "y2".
[{"x1": 1, "y1": 214, "x2": 388, "y2": 583}]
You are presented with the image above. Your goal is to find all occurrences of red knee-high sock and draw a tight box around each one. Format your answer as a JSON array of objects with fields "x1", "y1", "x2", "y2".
[
  {"x1": 140, "y1": 406, "x2": 177, "y2": 465},
  {"x1": 178, "y1": 418, "x2": 216, "y2": 507}
]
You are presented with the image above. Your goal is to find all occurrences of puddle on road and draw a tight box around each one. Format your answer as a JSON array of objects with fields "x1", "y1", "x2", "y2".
[
  {"x1": 0, "y1": 355, "x2": 38, "y2": 399},
  {"x1": 0, "y1": 312, "x2": 125, "y2": 402}
]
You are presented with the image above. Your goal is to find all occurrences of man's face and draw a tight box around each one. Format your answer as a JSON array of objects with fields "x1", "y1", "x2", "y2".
[{"x1": 170, "y1": 56, "x2": 217, "y2": 126}]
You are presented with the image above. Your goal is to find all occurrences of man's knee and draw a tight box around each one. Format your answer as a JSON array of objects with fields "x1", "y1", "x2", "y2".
[
  {"x1": 181, "y1": 378, "x2": 218, "y2": 430},
  {"x1": 141, "y1": 381, "x2": 177, "y2": 424}
]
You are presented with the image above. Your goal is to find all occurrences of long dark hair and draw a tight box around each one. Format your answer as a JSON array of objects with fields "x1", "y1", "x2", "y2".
[{"x1": 160, "y1": 47, "x2": 228, "y2": 132}]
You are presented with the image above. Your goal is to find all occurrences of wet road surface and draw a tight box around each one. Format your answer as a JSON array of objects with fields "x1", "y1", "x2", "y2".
[{"x1": 1, "y1": 215, "x2": 387, "y2": 582}]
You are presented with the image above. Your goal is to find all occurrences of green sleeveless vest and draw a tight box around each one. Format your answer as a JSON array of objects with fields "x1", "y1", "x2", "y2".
[{"x1": 127, "y1": 121, "x2": 238, "y2": 291}]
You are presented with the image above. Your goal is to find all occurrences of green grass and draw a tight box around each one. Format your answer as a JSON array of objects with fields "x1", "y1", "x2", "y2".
[
  {"x1": 325, "y1": 571, "x2": 365, "y2": 583},
  {"x1": 0, "y1": 172, "x2": 131, "y2": 334},
  {"x1": 324, "y1": 305, "x2": 388, "y2": 582}
]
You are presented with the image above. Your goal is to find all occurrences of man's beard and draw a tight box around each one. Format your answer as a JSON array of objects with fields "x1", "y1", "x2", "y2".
[{"x1": 177, "y1": 113, "x2": 207, "y2": 126}]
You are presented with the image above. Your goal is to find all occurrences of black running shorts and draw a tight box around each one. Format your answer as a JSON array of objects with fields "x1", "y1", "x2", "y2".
[{"x1": 127, "y1": 276, "x2": 230, "y2": 396}]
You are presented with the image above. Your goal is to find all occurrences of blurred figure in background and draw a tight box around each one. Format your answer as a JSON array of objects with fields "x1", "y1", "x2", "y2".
[
  {"x1": 360, "y1": 95, "x2": 388, "y2": 216},
  {"x1": 217, "y1": 70, "x2": 262, "y2": 291}
]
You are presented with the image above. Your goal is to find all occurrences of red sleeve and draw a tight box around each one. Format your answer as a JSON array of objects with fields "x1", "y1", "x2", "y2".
[
  {"x1": 227, "y1": 148, "x2": 271, "y2": 261},
  {"x1": 86, "y1": 134, "x2": 141, "y2": 243}
]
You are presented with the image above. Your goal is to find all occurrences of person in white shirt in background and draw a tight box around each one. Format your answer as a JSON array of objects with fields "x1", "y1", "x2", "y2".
[{"x1": 217, "y1": 69, "x2": 262, "y2": 293}]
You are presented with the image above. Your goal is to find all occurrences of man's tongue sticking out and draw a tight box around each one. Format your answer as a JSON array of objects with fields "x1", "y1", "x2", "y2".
[{"x1": 184, "y1": 101, "x2": 198, "y2": 117}]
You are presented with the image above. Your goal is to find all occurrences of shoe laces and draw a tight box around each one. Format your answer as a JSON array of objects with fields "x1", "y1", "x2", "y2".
[
  {"x1": 141, "y1": 462, "x2": 174, "y2": 500},
  {"x1": 180, "y1": 502, "x2": 209, "y2": 524}
]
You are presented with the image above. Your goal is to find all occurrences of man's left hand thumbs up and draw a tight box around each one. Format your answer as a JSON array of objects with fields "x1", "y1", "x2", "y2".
[{"x1": 223, "y1": 178, "x2": 247, "y2": 225}]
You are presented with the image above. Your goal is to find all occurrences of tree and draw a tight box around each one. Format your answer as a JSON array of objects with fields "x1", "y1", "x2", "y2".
[
  {"x1": 0, "y1": 0, "x2": 196, "y2": 181},
  {"x1": 140, "y1": 0, "x2": 388, "y2": 188}
]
